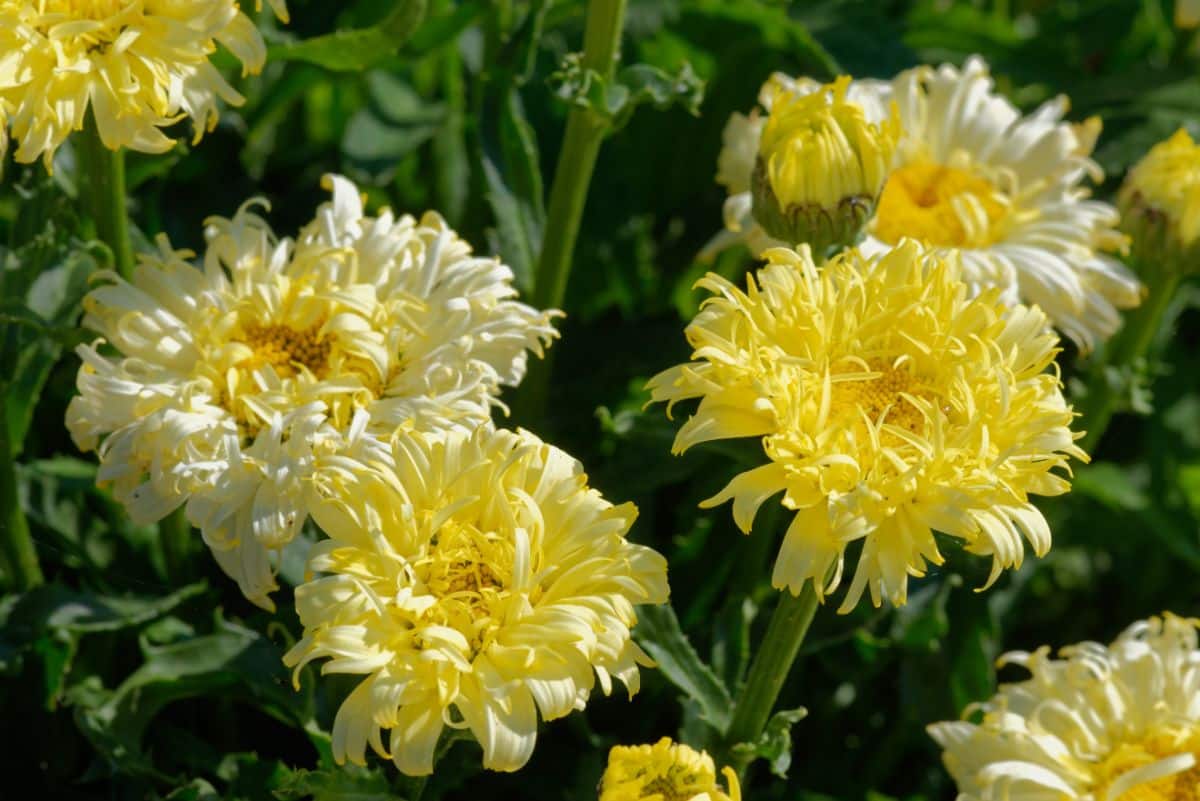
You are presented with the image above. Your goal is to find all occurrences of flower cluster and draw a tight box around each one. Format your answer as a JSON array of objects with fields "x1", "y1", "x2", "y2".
[
  {"x1": 68, "y1": 175, "x2": 560, "y2": 608},
  {"x1": 714, "y1": 56, "x2": 1142, "y2": 351},
  {"x1": 0, "y1": 0, "x2": 288, "y2": 169},
  {"x1": 50, "y1": 21, "x2": 1197, "y2": 795}
]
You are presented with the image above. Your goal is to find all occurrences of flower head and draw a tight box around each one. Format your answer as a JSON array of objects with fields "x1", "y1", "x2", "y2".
[
  {"x1": 648, "y1": 240, "x2": 1085, "y2": 613},
  {"x1": 713, "y1": 57, "x2": 1142, "y2": 351},
  {"x1": 751, "y1": 76, "x2": 899, "y2": 252},
  {"x1": 66, "y1": 174, "x2": 558, "y2": 608},
  {"x1": 1119, "y1": 128, "x2": 1200, "y2": 277},
  {"x1": 930, "y1": 614, "x2": 1200, "y2": 801},
  {"x1": 283, "y1": 427, "x2": 669, "y2": 776},
  {"x1": 599, "y1": 737, "x2": 741, "y2": 801},
  {"x1": 0, "y1": 0, "x2": 289, "y2": 169}
]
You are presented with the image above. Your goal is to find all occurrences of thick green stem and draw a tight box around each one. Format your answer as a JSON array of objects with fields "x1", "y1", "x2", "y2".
[
  {"x1": 723, "y1": 581, "x2": 820, "y2": 776},
  {"x1": 78, "y1": 113, "x2": 135, "y2": 279},
  {"x1": 1080, "y1": 273, "x2": 1183, "y2": 453},
  {"x1": 513, "y1": 0, "x2": 626, "y2": 422},
  {"x1": 0, "y1": 397, "x2": 44, "y2": 591}
]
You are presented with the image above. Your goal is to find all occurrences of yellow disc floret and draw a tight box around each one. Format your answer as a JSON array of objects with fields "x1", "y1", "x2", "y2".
[
  {"x1": 874, "y1": 159, "x2": 1011, "y2": 248},
  {"x1": 599, "y1": 738, "x2": 741, "y2": 801},
  {"x1": 0, "y1": 0, "x2": 289, "y2": 169},
  {"x1": 284, "y1": 428, "x2": 669, "y2": 777},
  {"x1": 930, "y1": 614, "x2": 1200, "y2": 801},
  {"x1": 648, "y1": 239, "x2": 1086, "y2": 613}
]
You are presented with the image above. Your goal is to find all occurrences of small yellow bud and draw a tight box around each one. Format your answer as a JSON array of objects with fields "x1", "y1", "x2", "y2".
[
  {"x1": 1119, "y1": 128, "x2": 1200, "y2": 277},
  {"x1": 752, "y1": 76, "x2": 900, "y2": 254}
]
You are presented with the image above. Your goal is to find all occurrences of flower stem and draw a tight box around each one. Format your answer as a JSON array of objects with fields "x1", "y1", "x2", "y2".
[
  {"x1": 78, "y1": 112, "x2": 135, "y2": 280},
  {"x1": 512, "y1": 0, "x2": 626, "y2": 422},
  {"x1": 0, "y1": 396, "x2": 44, "y2": 591},
  {"x1": 1080, "y1": 272, "x2": 1183, "y2": 453},
  {"x1": 723, "y1": 580, "x2": 820, "y2": 776},
  {"x1": 161, "y1": 507, "x2": 194, "y2": 583}
]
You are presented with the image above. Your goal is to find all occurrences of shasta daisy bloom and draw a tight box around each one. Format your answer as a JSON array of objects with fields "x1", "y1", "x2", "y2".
[
  {"x1": 283, "y1": 427, "x2": 669, "y2": 776},
  {"x1": 713, "y1": 56, "x2": 1142, "y2": 351},
  {"x1": 1119, "y1": 128, "x2": 1200, "y2": 276},
  {"x1": 66, "y1": 174, "x2": 558, "y2": 608},
  {"x1": 0, "y1": 0, "x2": 289, "y2": 169},
  {"x1": 648, "y1": 240, "x2": 1085, "y2": 613},
  {"x1": 930, "y1": 614, "x2": 1200, "y2": 801},
  {"x1": 599, "y1": 737, "x2": 741, "y2": 801}
]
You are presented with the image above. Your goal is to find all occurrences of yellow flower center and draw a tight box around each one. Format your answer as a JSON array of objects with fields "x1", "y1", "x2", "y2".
[
  {"x1": 414, "y1": 521, "x2": 522, "y2": 653},
  {"x1": 873, "y1": 160, "x2": 1009, "y2": 248},
  {"x1": 236, "y1": 322, "x2": 331, "y2": 378},
  {"x1": 830, "y1": 358, "x2": 936, "y2": 438},
  {"x1": 1094, "y1": 732, "x2": 1200, "y2": 801},
  {"x1": 639, "y1": 773, "x2": 708, "y2": 801},
  {"x1": 38, "y1": 0, "x2": 127, "y2": 20}
]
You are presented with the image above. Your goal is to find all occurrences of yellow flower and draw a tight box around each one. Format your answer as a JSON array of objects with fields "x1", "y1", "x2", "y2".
[
  {"x1": 714, "y1": 57, "x2": 1142, "y2": 351},
  {"x1": 599, "y1": 737, "x2": 741, "y2": 801},
  {"x1": 648, "y1": 240, "x2": 1085, "y2": 613},
  {"x1": 66, "y1": 175, "x2": 559, "y2": 608},
  {"x1": 0, "y1": 0, "x2": 289, "y2": 169},
  {"x1": 283, "y1": 427, "x2": 669, "y2": 776},
  {"x1": 752, "y1": 76, "x2": 900, "y2": 251},
  {"x1": 930, "y1": 614, "x2": 1200, "y2": 801},
  {"x1": 1119, "y1": 128, "x2": 1200, "y2": 276}
]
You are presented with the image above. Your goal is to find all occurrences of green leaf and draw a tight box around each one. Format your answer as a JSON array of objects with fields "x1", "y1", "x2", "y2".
[
  {"x1": 683, "y1": 0, "x2": 841, "y2": 78},
  {"x1": 4, "y1": 582, "x2": 206, "y2": 638},
  {"x1": 165, "y1": 779, "x2": 221, "y2": 801},
  {"x1": 710, "y1": 597, "x2": 755, "y2": 692},
  {"x1": 342, "y1": 71, "x2": 446, "y2": 181},
  {"x1": 481, "y1": 87, "x2": 545, "y2": 290},
  {"x1": 729, "y1": 707, "x2": 807, "y2": 778},
  {"x1": 0, "y1": 233, "x2": 99, "y2": 455},
  {"x1": 634, "y1": 602, "x2": 733, "y2": 733},
  {"x1": 549, "y1": 55, "x2": 706, "y2": 132},
  {"x1": 69, "y1": 616, "x2": 319, "y2": 778},
  {"x1": 1072, "y1": 463, "x2": 1150, "y2": 511},
  {"x1": 274, "y1": 765, "x2": 396, "y2": 801},
  {"x1": 267, "y1": 0, "x2": 429, "y2": 72}
]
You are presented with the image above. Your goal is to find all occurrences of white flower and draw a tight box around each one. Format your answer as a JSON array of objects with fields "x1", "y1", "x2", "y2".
[
  {"x1": 712, "y1": 56, "x2": 1143, "y2": 351},
  {"x1": 930, "y1": 614, "x2": 1200, "y2": 801},
  {"x1": 67, "y1": 175, "x2": 559, "y2": 608}
]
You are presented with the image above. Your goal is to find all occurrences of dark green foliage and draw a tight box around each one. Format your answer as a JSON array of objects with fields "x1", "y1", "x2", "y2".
[{"x1": 2, "y1": 1, "x2": 1199, "y2": 800}]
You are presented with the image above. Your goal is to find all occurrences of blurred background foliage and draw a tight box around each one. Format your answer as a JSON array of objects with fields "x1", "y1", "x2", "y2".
[{"x1": 2, "y1": 0, "x2": 1200, "y2": 799}]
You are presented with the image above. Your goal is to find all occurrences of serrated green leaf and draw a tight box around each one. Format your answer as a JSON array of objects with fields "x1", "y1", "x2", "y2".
[
  {"x1": 70, "y1": 617, "x2": 319, "y2": 778},
  {"x1": 635, "y1": 602, "x2": 733, "y2": 733}
]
